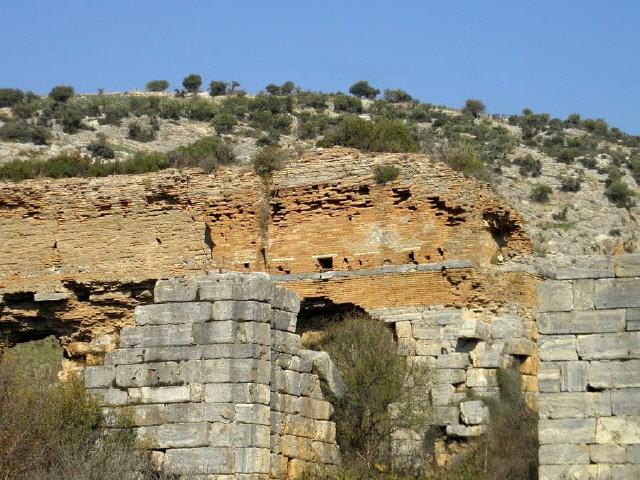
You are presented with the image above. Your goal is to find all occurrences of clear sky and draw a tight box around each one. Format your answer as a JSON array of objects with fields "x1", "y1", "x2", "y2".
[{"x1": 1, "y1": 0, "x2": 638, "y2": 133}]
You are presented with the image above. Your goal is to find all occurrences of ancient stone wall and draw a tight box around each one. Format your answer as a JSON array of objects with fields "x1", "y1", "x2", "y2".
[
  {"x1": 536, "y1": 255, "x2": 640, "y2": 479},
  {"x1": 86, "y1": 273, "x2": 341, "y2": 479}
]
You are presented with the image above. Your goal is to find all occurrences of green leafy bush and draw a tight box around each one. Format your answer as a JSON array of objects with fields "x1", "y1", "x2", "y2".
[
  {"x1": 167, "y1": 135, "x2": 236, "y2": 172},
  {"x1": 560, "y1": 175, "x2": 581, "y2": 192},
  {"x1": 514, "y1": 154, "x2": 541, "y2": 177},
  {"x1": 212, "y1": 112, "x2": 237, "y2": 133},
  {"x1": 145, "y1": 79, "x2": 170, "y2": 92},
  {"x1": 296, "y1": 112, "x2": 336, "y2": 140},
  {"x1": 0, "y1": 119, "x2": 50, "y2": 144},
  {"x1": 59, "y1": 103, "x2": 85, "y2": 133},
  {"x1": 462, "y1": 98, "x2": 486, "y2": 118},
  {"x1": 318, "y1": 117, "x2": 417, "y2": 153},
  {"x1": 248, "y1": 111, "x2": 292, "y2": 135},
  {"x1": 249, "y1": 94, "x2": 293, "y2": 114},
  {"x1": 383, "y1": 89, "x2": 413, "y2": 103},
  {"x1": 333, "y1": 94, "x2": 363, "y2": 113},
  {"x1": 127, "y1": 118, "x2": 159, "y2": 142},
  {"x1": 252, "y1": 145, "x2": 287, "y2": 176},
  {"x1": 185, "y1": 99, "x2": 218, "y2": 121},
  {"x1": 86, "y1": 134, "x2": 115, "y2": 159},
  {"x1": 0, "y1": 88, "x2": 25, "y2": 107},
  {"x1": 182, "y1": 74, "x2": 202, "y2": 94},
  {"x1": 443, "y1": 143, "x2": 489, "y2": 180},
  {"x1": 265, "y1": 81, "x2": 297, "y2": 96},
  {"x1": 606, "y1": 178, "x2": 635, "y2": 209},
  {"x1": 295, "y1": 91, "x2": 328, "y2": 109},
  {"x1": 373, "y1": 164, "x2": 400, "y2": 184},
  {"x1": 348, "y1": 80, "x2": 380, "y2": 99},
  {"x1": 48, "y1": 85, "x2": 74, "y2": 103},
  {"x1": 530, "y1": 183, "x2": 552, "y2": 202},
  {"x1": 209, "y1": 80, "x2": 227, "y2": 96}
]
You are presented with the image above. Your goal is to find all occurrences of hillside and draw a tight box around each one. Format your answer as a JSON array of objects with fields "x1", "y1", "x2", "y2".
[{"x1": 0, "y1": 81, "x2": 638, "y2": 256}]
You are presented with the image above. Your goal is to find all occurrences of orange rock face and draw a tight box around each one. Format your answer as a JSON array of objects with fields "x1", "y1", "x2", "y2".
[{"x1": 0, "y1": 148, "x2": 535, "y2": 360}]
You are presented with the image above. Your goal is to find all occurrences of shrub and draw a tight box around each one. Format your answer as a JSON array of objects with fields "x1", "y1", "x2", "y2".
[
  {"x1": 514, "y1": 154, "x2": 541, "y2": 177},
  {"x1": 252, "y1": 145, "x2": 287, "y2": 176},
  {"x1": 317, "y1": 116, "x2": 373, "y2": 150},
  {"x1": 0, "y1": 88, "x2": 25, "y2": 107},
  {"x1": 59, "y1": 103, "x2": 85, "y2": 133},
  {"x1": 86, "y1": 134, "x2": 115, "y2": 159},
  {"x1": 296, "y1": 112, "x2": 336, "y2": 140},
  {"x1": 265, "y1": 81, "x2": 297, "y2": 96},
  {"x1": 41, "y1": 152, "x2": 92, "y2": 178},
  {"x1": 127, "y1": 118, "x2": 158, "y2": 142},
  {"x1": 560, "y1": 175, "x2": 581, "y2": 192},
  {"x1": 48, "y1": 85, "x2": 74, "y2": 103},
  {"x1": 383, "y1": 88, "x2": 413, "y2": 103},
  {"x1": 348, "y1": 80, "x2": 380, "y2": 99},
  {"x1": 167, "y1": 135, "x2": 236, "y2": 172},
  {"x1": 0, "y1": 158, "x2": 42, "y2": 181},
  {"x1": 295, "y1": 91, "x2": 328, "y2": 109},
  {"x1": 182, "y1": 74, "x2": 202, "y2": 94},
  {"x1": 0, "y1": 119, "x2": 50, "y2": 144},
  {"x1": 462, "y1": 98, "x2": 486, "y2": 118},
  {"x1": 443, "y1": 143, "x2": 489, "y2": 180},
  {"x1": 369, "y1": 119, "x2": 418, "y2": 153},
  {"x1": 209, "y1": 80, "x2": 227, "y2": 96},
  {"x1": 373, "y1": 164, "x2": 400, "y2": 184},
  {"x1": 185, "y1": 99, "x2": 218, "y2": 121},
  {"x1": 145, "y1": 79, "x2": 170, "y2": 92},
  {"x1": 606, "y1": 178, "x2": 635, "y2": 209},
  {"x1": 530, "y1": 183, "x2": 552, "y2": 202},
  {"x1": 212, "y1": 112, "x2": 237, "y2": 133},
  {"x1": 333, "y1": 94, "x2": 363, "y2": 113},
  {"x1": 249, "y1": 94, "x2": 293, "y2": 114},
  {"x1": 248, "y1": 111, "x2": 292, "y2": 135}
]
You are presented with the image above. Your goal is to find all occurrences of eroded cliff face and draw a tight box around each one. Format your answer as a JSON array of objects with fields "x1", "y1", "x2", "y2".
[{"x1": 0, "y1": 148, "x2": 535, "y2": 365}]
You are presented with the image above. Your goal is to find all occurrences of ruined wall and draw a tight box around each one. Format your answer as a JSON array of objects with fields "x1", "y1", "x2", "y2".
[
  {"x1": 86, "y1": 273, "x2": 341, "y2": 479},
  {"x1": 0, "y1": 148, "x2": 535, "y2": 365},
  {"x1": 536, "y1": 255, "x2": 640, "y2": 479}
]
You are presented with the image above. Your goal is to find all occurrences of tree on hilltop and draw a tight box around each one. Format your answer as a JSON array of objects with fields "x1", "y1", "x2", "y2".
[
  {"x1": 348, "y1": 80, "x2": 380, "y2": 99},
  {"x1": 145, "y1": 80, "x2": 170, "y2": 92},
  {"x1": 182, "y1": 74, "x2": 202, "y2": 94}
]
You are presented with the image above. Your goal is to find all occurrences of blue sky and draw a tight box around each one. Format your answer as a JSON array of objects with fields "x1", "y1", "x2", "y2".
[{"x1": 1, "y1": 1, "x2": 638, "y2": 133}]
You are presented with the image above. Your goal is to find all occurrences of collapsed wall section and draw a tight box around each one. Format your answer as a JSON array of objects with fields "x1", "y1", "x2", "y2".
[
  {"x1": 536, "y1": 255, "x2": 640, "y2": 480},
  {"x1": 85, "y1": 273, "x2": 341, "y2": 479}
]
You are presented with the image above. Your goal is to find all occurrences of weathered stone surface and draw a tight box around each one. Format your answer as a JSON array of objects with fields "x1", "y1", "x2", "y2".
[
  {"x1": 539, "y1": 336, "x2": 578, "y2": 361},
  {"x1": 235, "y1": 447, "x2": 270, "y2": 473},
  {"x1": 436, "y1": 353, "x2": 468, "y2": 369},
  {"x1": 572, "y1": 280, "x2": 595, "y2": 310},
  {"x1": 460, "y1": 400, "x2": 489, "y2": 425},
  {"x1": 137, "y1": 423, "x2": 209, "y2": 448},
  {"x1": 299, "y1": 350, "x2": 346, "y2": 399},
  {"x1": 115, "y1": 362, "x2": 182, "y2": 388},
  {"x1": 539, "y1": 444, "x2": 590, "y2": 465},
  {"x1": 457, "y1": 318, "x2": 490, "y2": 340},
  {"x1": 197, "y1": 273, "x2": 272, "y2": 302},
  {"x1": 490, "y1": 315, "x2": 526, "y2": 339},
  {"x1": 577, "y1": 332, "x2": 639, "y2": 360},
  {"x1": 628, "y1": 308, "x2": 640, "y2": 331},
  {"x1": 589, "y1": 444, "x2": 626, "y2": 464},
  {"x1": 611, "y1": 388, "x2": 640, "y2": 416},
  {"x1": 538, "y1": 362, "x2": 561, "y2": 393},
  {"x1": 154, "y1": 278, "x2": 198, "y2": 303},
  {"x1": 538, "y1": 418, "x2": 596, "y2": 444},
  {"x1": 84, "y1": 365, "x2": 115, "y2": 388},
  {"x1": 504, "y1": 338, "x2": 536, "y2": 356},
  {"x1": 204, "y1": 383, "x2": 270, "y2": 405},
  {"x1": 537, "y1": 281, "x2": 573, "y2": 312},
  {"x1": 429, "y1": 406, "x2": 459, "y2": 425},
  {"x1": 395, "y1": 321, "x2": 412, "y2": 338},
  {"x1": 587, "y1": 360, "x2": 640, "y2": 389},
  {"x1": 538, "y1": 392, "x2": 611, "y2": 419},
  {"x1": 616, "y1": 254, "x2": 640, "y2": 277},
  {"x1": 211, "y1": 301, "x2": 272, "y2": 322},
  {"x1": 120, "y1": 324, "x2": 193, "y2": 347},
  {"x1": 33, "y1": 291, "x2": 70, "y2": 302},
  {"x1": 134, "y1": 302, "x2": 212, "y2": 325},
  {"x1": 271, "y1": 310, "x2": 297, "y2": 332},
  {"x1": 470, "y1": 342, "x2": 502, "y2": 368},
  {"x1": 561, "y1": 361, "x2": 587, "y2": 392},
  {"x1": 164, "y1": 447, "x2": 234, "y2": 474},
  {"x1": 434, "y1": 368, "x2": 466, "y2": 385},
  {"x1": 431, "y1": 384, "x2": 454, "y2": 406},
  {"x1": 594, "y1": 278, "x2": 640, "y2": 309},
  {"x1": 87, "y1": 388, "x2": 128, "y2": 406},
  {"x1": 466, "y1": 369, "x2": 498, "y2": 387},
  {"x1": 596, "y1": 416, "x2": 640, "y2": 444},
  {"x1": 538, "y1": 310, "x2": 626, "y2": 335},
  {"x1": 539, "y1": 465, "x2": 601, "y2": 480},
  {"x1": 415, "y1": 340, "x2": 441, "y2": 356},
  {"x1": 270, "y1": 286, "x2": 300, "y2": 314},
  {"x1": 554, "y1": 256, "x2": 614, "y2": 280},
  {"x1": 128, "y1": 385, "x2": 191, "y2": 404},
  {"x1": 445, "y1": 424, "x2": 486, "y2": 437},
  {"x1": 166, "y1": 403, "x2": 234, "y2": 423}
]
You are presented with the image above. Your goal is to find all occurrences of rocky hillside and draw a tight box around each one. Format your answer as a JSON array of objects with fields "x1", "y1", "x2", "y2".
[{"x1": 0, "y1": 81, "x2": 638, "y2": 255}]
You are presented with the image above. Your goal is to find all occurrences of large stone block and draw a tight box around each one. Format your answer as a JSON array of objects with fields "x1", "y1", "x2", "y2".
[
  {"x1": 87, "y1": 388, "x2": 128, "y2": 406},
  {"x1": 466, "y1": 368, "x2": 498, "y2": 387},
  {"x1": 554, "y1": 256, "x2": 614, "y2": 280},
  {"x1": 504, "y1": 338, "x2": 536, "y2": 357},
  {"x1": 628, "y1": 308, "x2": 640, "y2": 331},
  {"x1": 429, "y1": 406, "x2": 459, "y2": 425},
  {"x1": 434, "y1": 368, "x2": 466, "y2": 385},
  {"x1": 163, "y1": 447, "x2": 234, "y2": 475},
  {"x1": 166, "y1": 402, "x2": 234, "y2": 423},
  {"x1": 539, "y1": 362, "x2": 561, "y2": 393},
  {"x1": 539, "y1": 335, "x2": 578, "y2": 361},
  {"x1": 572, "y1": 280, "x2": 595, "y2": 310},
  {"x1": 470, "y1": 342, "x2": 502, "y2": 368},
  {"x1": 204, "y1": 383, "x2": 270, "y2": 405},
  {"x1": 143, "y1": 345, "x2": 204, "y2": 362},
  {"x1": 120, "y1": 324, "x2": 193, "y2": 348},
  {"x1": 445, "y1": 424, "x2": 486, "y2": 437},
  {"x1": 299, "y1": 350, "x2": 346, "y2": 399},
  {"x1": 137, "y1": 423, "x2": 209, "y2": 448},
  {"x1": 490, "y1": 315, "x2": 526, "y2": 339},
  {"x1": 270, "y1": 285, "x2": 300, "y2": 313},
  {"x1": 115, "y1": 362, "x2": 182, "y2": 388},
  {"x1": 538, "y1": 418, "x2": 596, "y2": 444},
  {"x1": 235, "y1": 447, "x2": 271, "y2": 473},
  {"x1": 271, "y1": 330, "x2": 302, "y2": 355},
  {"x1": 537, "y1": 280, "x2": 573, "y2": 313},
  {"x1": 589, "y1": 444, "x2": 626, "y2": 464},
  {"x1": 538, "y1": 392, "x2": 611, "y2": 419},
  {"x1": 411, "y1": 323, "x2": 442, "y2": 340},
  {"x1": 577, "y1": 332, "x2": 639, "y2": 360},
  {"x1": 594, "y1": 278, "x2": 640, "y2": 309},
  {"x1": 271, "y1": 310, "x2": 297, "y2": 332},
  {"x1": 561, "y1": 361, "x2": 587, "y2": 392},
  {"x1": 105, "y1": 348, "x2": 146, "y2": 365},
  {"x1": 539, "y1": 444, "x2": 590, "y2": 465},
  {"x1": 298, "y1": 397, "x2": 333, "y2": 420},
  {"x1": 235, "y1": 404, "x2": 271, "y2": 425},
  {"x1": 539, "y1": 465, "x2": 601, "y2": 480},
  {"x1": 457, "y1": 318, "x2": 490, "y2": 340},
  {"x1": 436, "y1": 353, "x2": 469, "y2": 369},
  {"x1": 197, "y1": 273, "x2": 272, "y2": 302},
  {"x1": 596, "y1": 416, "x2": 640, "y2": 444},
  {"x1": 128, "y1": 385, "x2": 191, "y2": 404},
  {"x1": 85, "y1": 365, "x2": 115, "y2": 388},
  {"x1": 460, "y1": 400, "x2": 489, "y2": 425},
  {"x1": 185, "y1": 358, "x2": 270, "y2": 384},
  {"x1": 587, "y1": 360, "x2": 640, "y2": 389},
  {"x1": 134, "y1": 302, "x2": 212, "y2": 326},
  {"x1": 154, "y1": 278, "x2": 198, "y2": 303},
  {"x1": 395, "y1": 321, "x2": 412, "y2": 338},
  {"x1": 211, "y1": 301, "x2": 272, "y2": 322},
  {"x1": 431, "y1": 384, "x2": 454, "y2": 406},
  {"x1": 615, "y1": 254, "x2": 640, "y2": 277},
  {"x1": 538, "y1": 310, "x2": 626, "y2": 335},
  {"x1": 612, "y1": 388, "x2": 640, "y2": 416}
]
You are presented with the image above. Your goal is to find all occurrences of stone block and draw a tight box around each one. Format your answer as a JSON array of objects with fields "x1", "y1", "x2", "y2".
[
  {"x1": 596, "y1": 416, "x2": 640, "y2": 444},
  {"x1": 616, "y1": 254, "x2": 640, "y2": 277},
  {"x1": 415, "y1": 340, "x2": 441, "y2": 356},
  {"x1": 166, "y1": 402, "x2": 234, "y2": 423},
  {"x1": 235, "y1": 447, "x2": 270, "y2": 473},
  {"x1": 395, "y1": 321, "x2": 412, "y2": 338},
  {"x1": 460, "y1": 400, "x2": 489, "y2": 425},
  {"x1": 87, "y1": 388, "x2": 128, "y2": 406},
  {"x1": 299, "y1": 373, "x2": 322, "y2": 399},
  {"x1": 84, "y1": 365, "x2": 115, "y2": 388},
  {"x1": 609, "y1": 465, "x2": 640, "y2": 480},
  {"x1": 115, "y1": 362, "x2": 182, "y2": 388},
  {"x1": 298, "y1": 397, "x2": 333, "y2": 420},
  {"x1": 143, "y1": 346, "x2": 203, "y2": 362},
  {"x1": 134, "y1": 302, "x2": 212, "y2": 326},
  {"x1": 594, "y1": 278, "x2": 640, "y2": 309},
  {"x1": 271, "y1": 310, "x2": 297, "y2": 332},
  {"x1": 490, "y1": 315, "x2": 526, "y2": 339},
  {"x1": 423, "y1": 309, "x2": 465, "y2": 326},
  {"x1": 538, "y1": 418, "x2": 596, "y2": 444},
  {"x1": 628, "y1": 445, "x2": 640, "y2": 464},
  {"x1": 397, "y1": 337, "x2": 416, "y2": 356},
  {"x1": 434, "y1": 369, "x2": 466, "y2": 385},
  {"x1": 445, "y1": 424, "x2": 486, "y2": 437},
  {"x1": 106, "y1": 348, "x2": 146, "y2": 365},
  {"x1": 34, "y1": 291, "x2": 69, "y2": 302},
  {"x1": 271, "y1": 330, "x2": 301, "y2": 355},
  {"x1": 539, "y1": 362, "x2": 562, "y2": 393},
  {"x1": 537, "y1": 280, "x2": 573, "y2": 312},
  {"x1": 192, "y1": 321, "x2": 237, "y2": 344},
  {"x1": 429, "y1": 406, "x2": 459, "y2": 425},
  {"x1": 125, "y1": 404, "x2": 167, "y2": 426},
  {"x1": 128, "y1": 385, "x2": 191, "y2": 404},
  {"x1": 539, "y1": 465, "x2": 600, "y2": 480},
  {"x1": 299, "y1": 350, "x2": 346, "y2": 399},
  {"x1": 197, "y1": 273, "x2": 272, "y2": 302},
  {"x1": 539, "y1": 444, "x2": 590, "y2": 465},
  {"x1": 590, "y1": 444, "x2": 626, "y2": 464},
  {"x1": 538, "y1": 392, "x2": 611, "y2": 419},
  {"x1": 470, "y1": 342, "x2": 502, "y2": 368},
  {"x1": 628, "y1": 309, "x2": 640, "y2": 331},
  {"x1": 561, "y1": 361, "x2": 587, "y2": 392},
  {"x1": 411, "y1": 324, "x2": 442, "y2": 340},
  {"x1": 119, "y1": 324, "x2": 193, "y2": 348},
  {"x1": 154, "y1": 278, "x2": 198, "y2": 303},
  {"x1": 436, "y1": 353, "x2": 468, "y2": 369},
  {"x1": 612, "y1": 388, "x2": 640, "y2": 416},
  {"x1": 572, "y1": 280, "x2": 595, "y2": 310},
  {"x1": 163, "y1": 447, "x2": 234, "y2": 475},
  {"x1": 457, "y1": 318, "x2": 490, "y2": 340},
  {"x1": 271, "y1": 285, "x2": 301, "y2": 313},
  {"x1": 466, "y1": 368, "x2": 497, "y2": 387},
  {"x1": 577, "y1": 332, "x2": 639, "y2": 360},
  {"x1": 539, "y1": 335, "x2": 578, "y2": 361},
  {"x1": 504, "y1": 338, "x2": 536, "y2": 357},
  {"x1": 538, "y1": 310, "x2": 626, "y2": 335},
  {"x1": 137, "y1": 423, "x2": 209, "y2": 448},
  {"x1": 431, "y1": 384, "x2": 454, "y2": 406},
  {"x1": 235, "y1": 404, "x2": 271, "y2": 425},
  {"x1": 211, "y1": 301, "x2": 272, "y2": 322},
  {"x1": 186, "y1": 358, "x2": 270, "y2": 384},
  {"x1": 587, "y1": 360, "x2": 640, "y2": 389}
]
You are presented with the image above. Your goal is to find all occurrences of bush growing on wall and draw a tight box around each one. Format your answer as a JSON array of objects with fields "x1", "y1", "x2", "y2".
[
  {"x1": 252, "y1": 145, "x2": 287, "y2": 176},
  {"x1": 373, "y1": 164, "x2": 400, "y2": 184},
  {"x1": 167, "y1": 135, "x2": 236, "y2": 172}
]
